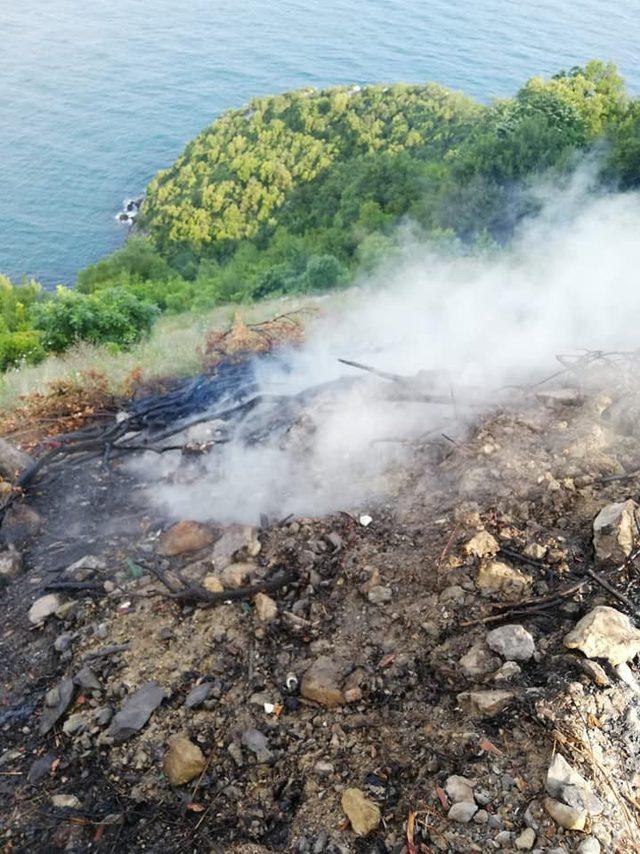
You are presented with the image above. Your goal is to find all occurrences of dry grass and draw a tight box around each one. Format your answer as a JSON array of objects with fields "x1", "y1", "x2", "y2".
[{"x1": 0, "y1": 292, "x2": 343, "y2": 419}]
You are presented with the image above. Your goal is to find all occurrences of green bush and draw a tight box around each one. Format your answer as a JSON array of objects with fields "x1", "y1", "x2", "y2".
[
  {"x1": 33, "y1": 287, "x2": 158, "y2": 352},
  {"x1": 0, "y1": 330, "x2": 46, "y2": 371}
]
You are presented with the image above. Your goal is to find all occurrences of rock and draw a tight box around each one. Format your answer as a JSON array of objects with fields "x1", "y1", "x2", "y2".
[
  {"x1": 447, "y1": 801, "x2": 478, "y2": 822},
  {"x1": 493, "y1": 661, "x2": 522, "y2": 681},
  {"x1": 0, "y1": 547, "x2": 22, "y2": 578},
  {"x1": 54, "y1": 633, "x2": 73, "y2": 653},
  {"x1": 367, "y1": 585, "x2": 392, "y2": 605},
  {"x1": 108, "y1": 682, "x2": 166, "y2": 742},
  {"x1": 578, "y1": 838, "x2": 601, "y2": 854},
  {"x1": 40, "y1": 677, "x2": 74, "y2": 735},
  {"x1": 163, "y1": 736, "x2": 206, "y2": 785},
  {"x1": 51, "y1": 793, "x2": 81, "y2": 809},
  {"x1": 445, "y1": 775, "x2": 475, "y2": 803},
  {"x1": 578, "y1": 659, "x2": 610, "y2": 686},
  {"x1": 0, "y1": 438, "x2": 32, "y2": 479},
  {"x1": 62, "y1": 712, "x2": 89, "y2": 735},
  {"x1": 73, "y1": 666, "x2": 100, "y2": 691},
  {"x1": 464, "y1": 531, "x2": 499, "y2": 558},
  {"x1": 544, "y1": 797, "x2": 586, "y2": 830},
  {"x1": 616, "y1": 661, "x2": 640, "y2": 694},
  {"x1": 459, "y1": 643, "x2": 499, "y2": 678},
  {"x1": 2, "y1": 504, "x2": 42, "y2": 544},
  {"x1": 241, "y1": 728, "x2": 273, "y2": 763},
  {"x1": 593, "y1": 500, "x2": 638, "y2": 565},
  {"x1": 486, "y1": 625, "x2": 535, "y2": 661},
  {"x1": 158, "y1": 521, "x2": 214, "y2": 555},
  {"x1": 314, "y1": 760, "x2": 334, "y2": 777},
  {"x1": 341, "y1": 787, "x2": 381, "y2": 836},
  {"x1": 203, "y1": 574, "x2": 224, "y2": 593},
  {"x1": 515, "y1": 827, "x2": 536, "y2": 849},
  {"x1": 64, "y1": 555, "x2": 105, "y2": 580},
  {"x1": 27, "y1": 753, "x2": 55, "y2": 785},
  {"x1": 220, "y1": 562, "x2": 254, "y2": 588},
  {"x1": 545, "y1": 753, "x2": 602, "y2": 815},
  {"x1": 301, "y1": 656, "x2": 346, "y2": 707},
  {"x1": 28, "y1": 594, "x2": 62, "y2": 625},
  {"x1": 212, "y1": 525, "x2": 261, "y2": 569},
  {"x1": 457, "y1": 690, "x2": 514, "y2": 716},
  {"x1": 476, "y1": 560, "x2": 530, "y2": 599},
  {"x1": 564, "y1": 606, "x2": 640, "y2": 665},
  {"x1": 185, "y1": 683, "x2": 213, "y2": 708},
  {"x1": 254, "y1": 592, "x2": 278, "y2": 622}
]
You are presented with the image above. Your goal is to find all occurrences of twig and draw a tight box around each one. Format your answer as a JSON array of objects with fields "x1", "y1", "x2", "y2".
[{"x1": 583, "y1": 567, "x2": 636, "y2": 612}]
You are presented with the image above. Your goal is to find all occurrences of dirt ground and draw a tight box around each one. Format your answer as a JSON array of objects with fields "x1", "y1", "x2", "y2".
[{"x1": 2, "y1": 365, "x2": 640, "y2": 853}]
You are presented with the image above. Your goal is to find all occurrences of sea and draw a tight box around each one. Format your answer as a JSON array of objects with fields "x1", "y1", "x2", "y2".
[{"x1": 1, "y1": 0, "x2": 639, "y2": 286}]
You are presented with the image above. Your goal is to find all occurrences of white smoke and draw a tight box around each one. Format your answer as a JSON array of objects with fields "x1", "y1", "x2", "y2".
[{"x1": 135, "y1": 173, "x2": 640, "y2": 523}]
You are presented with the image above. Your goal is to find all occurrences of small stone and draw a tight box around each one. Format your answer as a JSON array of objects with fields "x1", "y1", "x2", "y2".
[
  {"x1": 54, "y1": 634, "x2": 73, "y2": 653},
  {"x1": 108, "y1": 682, "x2": 166, "y2": 742},
  {"x1": 544, "y1": 797, "x2": 586, "y2": 830},
  {"x1": 241, "y1": 728, "x2": 272, "y2": 763},
  {"x1": 64, "y1": 555, "x2": 105, "y2": 580},
  {"x1": 341, "y1": 787, "x2": 381, "y2": 836},
  {"x1": 220, "y1": 562, "x2": 254, "y2": 588},
  {"x1": 185, "y1": 683, "x2": 213, "y2": 708},
  {"x1": 158, "y1": 521, "x2": 214, "y2": 556},
  {"x1": 254, "y1": 592, "x2": 278, "y2": 622},
  {"x1": 564, "y1": 606, "x2": 640, "y2": 665},
  {"x1": 367, "y1": 585, "x2": 392, "y2": 605},
  {"x1": 515, "y1": 827, "x2": 536, "y2": 850},
  {"x1": 28, "y1": 594, "x2": 62, "y2": 625},
  {"x1": 62, "y1": 712, "x2": 88, "y2": 735},
  {"x1": 40, "y1": 677, "x2": 75, "y2": 735},
  {"x1": 487, "y1": 625, "x2": 535, "y2": 661},
  {"x1": 459, "y1": 643, "x2": 499, "y2": 677},
  {"x1": 163, "y1": 736, "x2": 206, "y2": 785},
  {"x1": 464, "y1": 531, "x2": 499, "y2": 558},
  {"x1": 51, "y1": 793, "x2": 81, "y2": 809},
  {"x1": 445, "y1": 775, "x2": 475, "y2": 803},
  {"x1": 493, "y1": 661, "x2": 521, "y2": 681},
  {"x1": 73, "y1": 666, "x2": 101, "y2": 691},
  {"x1": 314, "y1": 760, "x2": 334, "y2": 777},
  {"x1": 578, "y1": 838, "x2": 601, "y2": 854},
  {"x1": 524, "y1": 543, "x2": 546, "y2": 560},
  {"x1": 301, "y1": 657, "x2": 345, "y2": 707},
  {"x1": 203, "y1": 574, "x2": 224, "y2": 593},
  {"x1": 473, "y1": 809, "x2": 488, "y2": 824},
  {"x1": 212, "y1": 525, "x2": 261, "y2": 569},
  {"x1": 476, "y1": 560, "x2": 530, "y2": 599},
  {"x1": 457, "y1": 690, "x2": 514, "y2": 716},
  {"x1": 578, "y1": 659, "x2": 610, "y2": 686},
  {"x1": 593, "y1": 500, "x2": 638, "y2": 565},
  {"x1": 447, "y1": 801, "x2": 477, "y2": 823},
  {"x1": 0, "y1": 547, "x2": 22, "y2": 578},
  {"x1": 545, "y1": 754, "x2": 602, "y2": 815}
]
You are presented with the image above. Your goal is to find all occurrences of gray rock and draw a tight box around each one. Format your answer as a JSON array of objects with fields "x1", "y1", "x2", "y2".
[
  {"x1": 448, "y1": 801, "x2": 477, "y2": 822},
  {"x1": 28, "y1": 594, "x2": 62, "y2": 626},
  {"x1": 212, "y1": 525, "x2": 260, "y2": 569},
  {"x1": 445, "y1": 775, "x2": 475, "y2": 803},
  {"x1": 27, "y1": 753, "x2": 55, "y2": 785},
  {"x1": 241, "y1": 728, "x2": 272, "y2": 763},
  {"x1": 185, "y1": 682, "x2": 213, "y2": 708},
  {"x1": 486, "y1": 624, "x2": 535, "y2": 661},
  {"x1": 545, "y1": 753, "x2": 602, "y2": 815},
  {"x1": 367, "y1": 585, "x2": 392, "y2": 605},
  {"x1": 62, "y1": 712, "x2": 89, "y2": 735},
  {"x1": 228, "y1": 741, "x2": 244, "y2": 766},
  {"x1": 578, "y1": 838, "x2": 601, "y2": 854},
  {"x1": 0, "y1": 439, "x2": 32, "y2": 479},
  {"x1": 73, "y1": 666, "x2": 101, "y2": 691},
  {"x1": 459, "y1": 643, "x2": 499, "y2": 678},
  {"x1": 493, "y1": 661, "x2": 522, "y2": 681},
  {"x1": 107, "y1": 682, "x2": 166, "y2": 742},
  {"x1": 64, "y1": 555, "x2": 106, "y2": 580},
  {"x1": 51, "y1": 793, "x2": 81, "y2": 809},
  {"x1": 54, "y1": 634, "x2": 73, "y2": 653},
  {"x1": 515, "y1": 827, "x2": 536, "y2": 850},
  {"x1": 40, "y1": 677, "x2": 75, "y2": 735},
  {"x1": 95, "y1": 707, "x2": 113, "y2": 726}
]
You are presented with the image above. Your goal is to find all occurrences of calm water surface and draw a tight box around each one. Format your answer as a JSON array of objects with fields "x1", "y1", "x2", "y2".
[{"x1": 1, "y1": 0, "x2": 638, "y2": 284}]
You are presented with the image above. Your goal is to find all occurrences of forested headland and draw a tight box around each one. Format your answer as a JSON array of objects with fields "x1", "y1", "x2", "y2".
[{"x1": 2, "y1": 61, "x2": 639, "y2": 373}]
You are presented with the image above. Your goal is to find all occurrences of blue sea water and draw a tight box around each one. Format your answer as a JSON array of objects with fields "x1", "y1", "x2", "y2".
[{"x1": 1, "y1": 0, "x2": 639, "y2": 286}]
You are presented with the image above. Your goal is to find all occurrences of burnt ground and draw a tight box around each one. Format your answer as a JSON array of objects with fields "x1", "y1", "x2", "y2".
[{"x1": 2, "y1": 375, "x2": 640, "y2": 852}]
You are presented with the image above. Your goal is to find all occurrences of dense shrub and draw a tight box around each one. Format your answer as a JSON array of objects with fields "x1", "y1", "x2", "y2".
[
  {"x1": 0, "y1": 330, "x2": 46, "y2": 371},
  {"x1": 33, "y1": 287, "x2": 158, "y2": 352}
]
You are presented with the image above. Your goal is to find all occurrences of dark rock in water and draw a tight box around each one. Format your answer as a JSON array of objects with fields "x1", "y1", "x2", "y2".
[
  {"x1": 40, "y1": 677, "x2": 75, "y2": 735},
  {"x1": 108, "y1": 681, "x2": 166, "y2": 742},
  {"x1": 28, "y1": 753, "x2": 56, "y2": 785},
  {"x1": 185, "y1": 682, "x2": 213, "y2": 708},
  {"x1": 73, "y1": 666, "x2": 101, "y2": 692}
]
